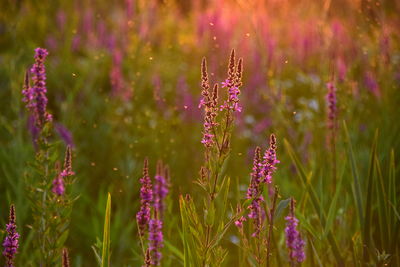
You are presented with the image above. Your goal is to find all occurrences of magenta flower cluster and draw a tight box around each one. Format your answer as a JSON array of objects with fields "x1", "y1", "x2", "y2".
[
  {"x1": 154, "y1": 161, "x2": 169, "y2": 218},
  {"x1": 326, "y1": 82, "x2": 337, "y2": 130},
  {"x1": 136, "y1": 159, "x2": 153, "y2": 236},
  {"x1": 245, "y1": 146, "x2": 265, "y2": 237},
  {"x1": 220, "y1": 50, "x2": 243, "y2": 112},
  {"x1": 236, "y1": 134, "x2": 279, "y2": 237},
  {"x1": 22, "y1": 48, "x2": 52, "y2": 130},
  {"x1": 199, "y1": 58, "x2": 218, "y2": 148},
  {"x1": 285, "y1": 199, "x2": 306, "y2": 263},
  {"x1": 199, "y1": 50, "x2": 243, "y2": 148},
  {"x1": 2, "y1": 205, "x2": 19, "y2": 267},
  {"x1": 136, "y1": 159, "x2": 169, "y2": 266},
  {"x1": 263, "y1": 134, "x2": 280, "y2": 184},
  {"x1": 148, "y1": 218, "x2": 163, "y2": 265},
  {"x1": 52, "y1": 146, "x2": 75, "y2": 196}
]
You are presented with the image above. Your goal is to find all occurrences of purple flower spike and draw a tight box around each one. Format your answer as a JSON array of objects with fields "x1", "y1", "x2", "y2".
[
  {"x1": 199, "y1": 58, "x2": 219, "y2": 148},
  {"x1": 154, "y1": 161, "x2": 169, "y2": 218},
  {"x1": 23, "y1": 48, "x2": 52, "y2": 130},
  {"x1": 52, "y1": 173, "x2": 65, "y2": 196},
  {"x1": 2, "y1": 204, "x2": 20, "y2": 267},
  {"x1": 285, "y1": 198, "x2": 306, "y2": 263},
  {"x1": 52, "y1": 146, "x2": 74, "y2": 196},
  {"x1": 220, "y1": 51, "x2": 243, "y2": 113},
  {"x1": 263, "y1": 134, "x2": 280, "y2": 184},
  {"x1": 246, "y1": 147, "x2": 265, "y2": 237},
  {"x1": 326, "y1": 82, "x2": 337, "y2": 131},
  {"x1": 148, "y1": 217, "x2": 163, "y2": 266},
  {"x1": 136, "y1": 159, "x2": 153, "y2": 236}
]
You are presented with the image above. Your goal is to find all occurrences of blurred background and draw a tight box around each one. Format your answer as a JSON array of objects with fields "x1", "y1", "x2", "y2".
[{"x1": 0, "y1": 0, "x2": 399, "y2": 266}]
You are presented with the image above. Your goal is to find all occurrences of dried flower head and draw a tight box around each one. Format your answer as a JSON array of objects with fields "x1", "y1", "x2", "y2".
[{"x1": 62, "y1": 248, "x2": 70, "y2": 267}]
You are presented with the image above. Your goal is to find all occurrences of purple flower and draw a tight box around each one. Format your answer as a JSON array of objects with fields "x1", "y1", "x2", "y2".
[
  {"x1": 285, "y1": 198, "x2": 306, "y2": 263},
  {"x1": 27, "y1": 115, "x2": 40, "y2": 147},
  {"x1": 199, "y1": 58, "x2": 219, "y2": 148},
  {"x1": 364, "y1": 71, "x2": 381, "y2": 99},
  {"x1": 246, "y1": 147, "x2": 264, "y2": 237},
  {"x1": 234, "y1": 216, "x2": 246, "y2": 228},
  {"x1": 52, "y1": 146, "x2": 74, "y2": 196},
  {"x1": 262, "y1": 134, "x2": 279, "y2": 184},
  {"x1": 326, "y1": 82, "x2": 337, "y2": 130},
  {"x1": 148, "y1": 218, "x2": 163, "y2": 266},
  {"x1": 136, "y1": 159, "x2": 153, "y2": 236},
  {"x1": 154, "y1": 161, "x2": 169, "y2": 218},
  {"x1": 220, "y1": 50, "x2": 243, "y2": 113},
  {"x1": 55, "y1": 123, "x2": 74, "y2": 147},
  {"x1": 246, "y1": 147, "x2": 263, "y2": 200},
  {"x1": 52, "y1": 173, "x2": 65, "y2": 196},
  {"x1": 22, "y1": 48, "x2": 52, "y2": 129},
  {"x1": 2, "y1": 204, "x2": 20, "y2": 267}
]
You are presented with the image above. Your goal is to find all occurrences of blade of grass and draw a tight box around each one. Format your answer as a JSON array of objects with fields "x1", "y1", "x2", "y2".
[
  {"x1": 343, "y1": 121, "x2": 364, "y2": 229},
  {"x1": 363, "y1": 130, "x2": 378, "y2": 262},
  {"x1": 324, "y1": 162, "x2": 345, "y2": 237},
  {"x1": 101, "y1": 193, "x2": 111, "y2": 267},
  {"x1": 374, "y1": 154, "x2": 389, "y2": 250}
]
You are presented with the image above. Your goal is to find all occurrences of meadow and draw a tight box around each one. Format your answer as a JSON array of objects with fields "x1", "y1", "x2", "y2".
[{"x1": 0, "y1": 0, "x2": 399, "y2": 266}]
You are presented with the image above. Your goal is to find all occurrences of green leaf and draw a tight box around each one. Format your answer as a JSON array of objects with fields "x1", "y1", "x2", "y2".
[
  {"x1": 205, "y1": 201, "x2": 215, "y2": 226},
  {"x1": 343, "y1": 121, "x2": 364, "y2": 228},
  {"x1": 101, "y1": 193, "x2": 111, "y2": 267},
  {"x1": 164, "y1": 239, "x2": 184, "y2": 261},
  {"x1": 274, "y1": 198, "x2": 290, "y2": 222},
  {"x1": 363, "y1": 130, "x2": 378, "y2": 261},
  {"x1": 217, "y1": 176, "x2": 230, "y2": 231},
  {"x1": 324, "y1": 163, "x2": 345, "y2": 236}
]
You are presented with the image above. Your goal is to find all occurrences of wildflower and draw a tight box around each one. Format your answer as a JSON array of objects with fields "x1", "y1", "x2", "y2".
[
  {"x1": 2, "y1": 204, "x2": 20, "y2": 267},
  {"x1": 148, "y1": 214, "x2": 163, "y2": 266},
  {"x1": 199, "y1": 58, "x2": 219, "y2": 148},
  {"x1": 234, "y1": 216, "x2": 246, "y2": 228},
  {"x1": 199, "y1": 58, "x2": 211, "y2": 109},
  {"x1": 220, "y1": 50, "x2": 243, "y2": 112},
  {"x1": 234, "y1": 205, "x2": 247, "y2": 228},
  {"x1": 246, "y1": 147, "x2": 263, "y2": 200},
  {"x1": 52, "y1": 172, "x2": 66, "y2": 196},
  {"x1": 285, "y1": 198, "x2": 306, "y2": 263},
  {"x1": 326, "y1": 82, "x2": 337, "y2": 130},
  {"x1": 154, "y1": 161, "x2": 169, "y2": 218},
  {"x1": 22, "y1": 48, "x2": 52, "y2": 129},
  {"x1": 246, "y1": 147, "x2": 264, "y2": 237},
  {"x1": 136, "y1": 159, "x2": 153, "y2": 236},
  {"x1": 52, "y1": 146, "x2": 74, "y2": 196},
  {"x1": 143, "y1": 248, "x2": 152, "y2": 267},
  {"x1": 62, "y1": 248, "x2": 70, "y2": 267},
  {"x1": 263, "y1": 134, "x2": 279, "y2": 184},
  {"x1": 364, "y1": 71, "x2": 381, "y2": 99}
]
